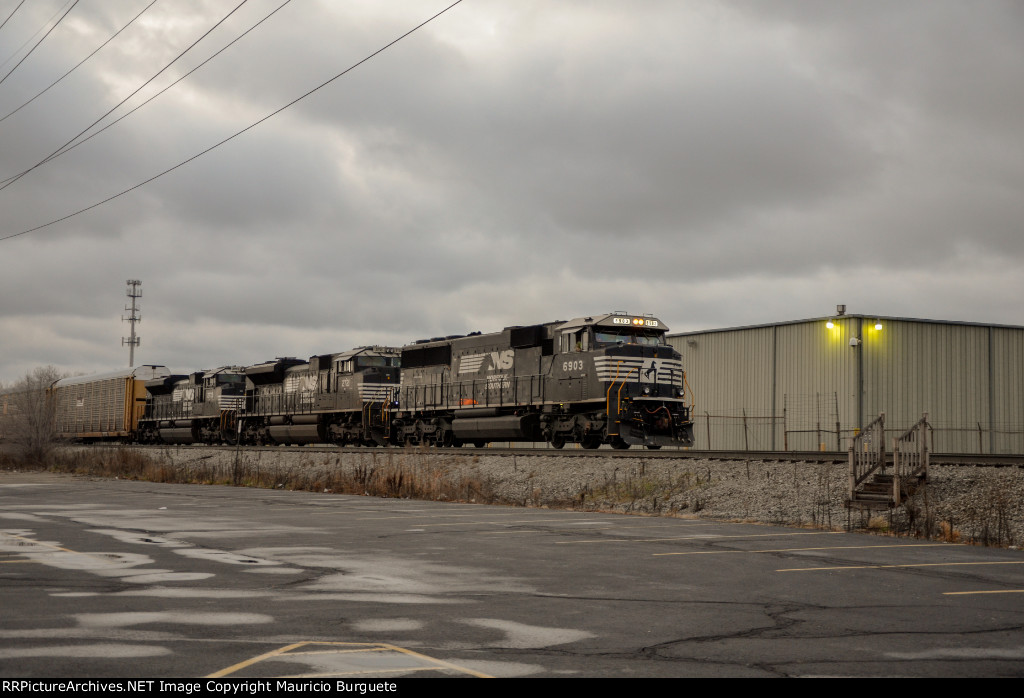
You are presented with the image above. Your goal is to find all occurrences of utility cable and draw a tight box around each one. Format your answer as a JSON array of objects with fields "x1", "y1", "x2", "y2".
[
  {"x1": 0, "y1": 0, "x2": 28, "y2": 33},
  {"x1": 0, "y1": 0, "x2": 80, "y2": 87},
  {"x1": 0, "y1": 0, "x2": 464, "y2": 243},
  {"x1": 0, "y1": 0, "x2": 160, "y2": 125},
  {"x1": 0, "y1": 0, "x2": 250, "y2": 191},
  {"x1": 0, "y1": 0, "x2": 71, "y2": 69},
  {"x1": 1, "y1": 0, "x2": 290, "y2": 169}
]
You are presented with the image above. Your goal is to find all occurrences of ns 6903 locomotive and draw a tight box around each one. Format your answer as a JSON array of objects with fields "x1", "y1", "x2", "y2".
[{"x1": 394, "y1": 312, "x2": 694, "y2": 449}]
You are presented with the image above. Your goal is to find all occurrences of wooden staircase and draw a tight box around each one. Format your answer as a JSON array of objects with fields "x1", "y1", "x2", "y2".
[{"x1": 847, "y1": 413, "x2": 929, "y2": 511}]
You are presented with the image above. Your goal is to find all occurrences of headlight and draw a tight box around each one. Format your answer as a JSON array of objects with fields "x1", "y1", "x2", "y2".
[{"x1": 642, "y1": 386, "x2": 651, "y2": 395}]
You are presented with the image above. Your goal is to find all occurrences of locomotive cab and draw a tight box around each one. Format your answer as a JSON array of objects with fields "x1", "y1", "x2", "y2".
[{"x1": 548, "y1": 313, "x2": 694, "y2": 449}]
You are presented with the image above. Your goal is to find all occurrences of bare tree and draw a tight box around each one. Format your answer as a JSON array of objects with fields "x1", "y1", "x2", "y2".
[{"x1": 1, "y1": 366, "x2": 64, "y2": 464}]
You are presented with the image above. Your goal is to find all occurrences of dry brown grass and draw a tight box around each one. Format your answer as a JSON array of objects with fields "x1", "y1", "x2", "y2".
[{"x1": 2, "y1": 446, "x2": 498, "y2": 505}]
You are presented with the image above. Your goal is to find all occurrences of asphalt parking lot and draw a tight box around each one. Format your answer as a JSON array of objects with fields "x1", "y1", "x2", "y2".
[{"x1": 1, "y1": 471, "x2": 1022, "y2": 677}]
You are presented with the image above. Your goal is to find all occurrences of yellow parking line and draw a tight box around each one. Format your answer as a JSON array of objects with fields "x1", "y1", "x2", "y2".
[
  {"x1": 560, "y1": 531, "x2": 845, "y2": 546},
  {"x1": 282, "y1": 668, "x2": 440, "y2": 678},
  {"x1": 207, "y1": 641, "x2": 492, "y2": 679},
  {"x1": 415, "y1": 518, "x2": 600, "y2": 527},
  {"x1": 206, "y1": 642, "x2": 307, "y2": 678},
  {"x1": 655, "y1": 543, "x2": 949, "y2": 556},
  {"x1": 779, "y1": 561, "x2": 1024, "y2": 572},
  {"x1": 389, "y1": 645, "x2": 493, "y2": 678},
  {"x1": 943, "y1": 589, "x2": 1024, "y2": 595},
  {"x1": 1, "y1": 531, "x2": 75, "y2": 553}
]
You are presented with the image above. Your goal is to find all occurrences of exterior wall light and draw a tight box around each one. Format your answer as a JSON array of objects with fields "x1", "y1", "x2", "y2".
[
  {"x1": 874, "y1": 322, "x2": 883, "y2": 331},
  {"x1": 826, "y1": 320, "x2": 835, "y2": 329}
]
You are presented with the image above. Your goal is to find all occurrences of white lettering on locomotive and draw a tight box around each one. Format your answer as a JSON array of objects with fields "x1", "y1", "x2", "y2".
[
  {"x1": 592, "y1": 356, "x2": 683, "y2": 386},
  {"x1": 458, "y1": 350, "x2": 514, "y2": 374}
]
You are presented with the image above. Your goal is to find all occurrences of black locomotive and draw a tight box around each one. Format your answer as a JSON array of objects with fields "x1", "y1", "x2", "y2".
[
  {"x1": 395, "y1": 312, "x2": 693, "y2": 449},
  {"x1": 138, "y1": 366, "x2": 247, "y2": 444},
  {"x1": 241, "y1": 346, "x2": 400, "y2": 446}
]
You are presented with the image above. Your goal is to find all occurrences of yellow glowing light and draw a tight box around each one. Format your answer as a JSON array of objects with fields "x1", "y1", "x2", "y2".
[
  {"x1": 874, "y1": 322, "x2": 883, "y2": 330},
  {"x1": 826, "y1": 320, "x2": 835, "y2": 329}
]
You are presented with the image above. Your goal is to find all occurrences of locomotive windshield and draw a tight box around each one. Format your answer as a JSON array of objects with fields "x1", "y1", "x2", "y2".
[{"x1": 594, "y1": 329, "x2": 664, "y2": 347}]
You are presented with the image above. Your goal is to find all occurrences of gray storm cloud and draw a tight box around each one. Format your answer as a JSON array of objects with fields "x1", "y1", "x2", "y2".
[{"x1": 1, "y1": 0, "x2": 1022, "y2": 380}]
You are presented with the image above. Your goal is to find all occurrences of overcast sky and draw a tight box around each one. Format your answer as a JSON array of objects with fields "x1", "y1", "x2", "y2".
[{"x1": 1, "y1": 0, "x2": 1022, "y2": 381}]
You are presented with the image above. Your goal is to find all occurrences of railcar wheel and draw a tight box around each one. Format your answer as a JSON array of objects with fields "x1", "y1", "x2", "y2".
[
  {"x1": 611, "y1": 437, "x2": 630, "y2": 450},
  {"x1": 645, "y1": 444, "x2": 662, "y2": 450},
  {"x1": 473, "y1": 440, "x2": 487, "y2": 448},
  {"x1": 550, "y1": 435, "x2": 565, "y2": 450},
  {"x1": 581, "y1": 435, "x2": 602, "y2": 450}
]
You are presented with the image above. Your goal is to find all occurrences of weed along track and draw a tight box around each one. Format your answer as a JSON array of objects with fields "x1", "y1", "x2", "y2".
[{"x1": 14, "y1": 444, "x2": 1023, "y2": 548}]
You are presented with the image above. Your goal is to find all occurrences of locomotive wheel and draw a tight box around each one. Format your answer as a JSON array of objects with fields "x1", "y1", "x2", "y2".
[
  {"x1": 646, "y1": 444, "x2": 662, "y2": 450},
  {"x1": 581, "y1": 435, "x2": 602, "y2": 450},
  {"x1": 611, "y1": 437, "x2": 630, "y2": 450},
  {"x1": 549, "y1": 435, "x2": 565, "y2": 449},
  {"x1": 473, "y1": 440, "x2": 487, "y2": 448}
]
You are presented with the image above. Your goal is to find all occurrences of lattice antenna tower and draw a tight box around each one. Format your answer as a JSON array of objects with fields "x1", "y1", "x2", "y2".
[{"x1": 122, "y1": 279, "x2": 142, "y2": 367}]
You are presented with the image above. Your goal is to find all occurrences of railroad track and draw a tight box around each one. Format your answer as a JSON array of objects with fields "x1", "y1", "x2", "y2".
[{"x1": 86, "y1": 443, "x2": 1024, "y2": 466}]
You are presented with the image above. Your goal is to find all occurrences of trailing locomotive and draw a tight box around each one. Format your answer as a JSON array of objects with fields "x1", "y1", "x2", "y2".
[
  {"x1": 40, "y1": 312, "x2": 693, "y2": 449},
  {"x1": 138, "y1": 366, "x2": 247, "y2": 444},
  {"x1": 394, "y1": 313, "x2": 693, "y2": 449},
  {"x1": 241, "y1": 346, "x2": 400, "y2": 446}
]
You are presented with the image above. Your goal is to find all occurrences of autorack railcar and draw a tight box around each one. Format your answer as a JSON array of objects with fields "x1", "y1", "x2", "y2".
[{"x1": 52, "y1": 365, "x2": 170, "y2": 441}]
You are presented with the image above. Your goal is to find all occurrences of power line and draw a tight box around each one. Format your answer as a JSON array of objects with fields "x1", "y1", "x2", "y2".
[
  {"x1": 0, "y1": 0, "x2": 160, "y2": 125},
  {"x1": 0, "y1": 0, "x2": 28, "y2": 33},
  {"x1": 0, "y1": 0, "x2": 80, "y2": 87},
  {"x1": 0, "y1": 0, "x2": 72, "y2": 69},
  {"x1": 0, "y1": 0, "x2": 250, "y2": 191},
  {"x1": 0, "y1": 0, "x2": 465, "y2": 244},
  {"x1": 1, "y1": 0, "x2": 291, "y2": 167}
]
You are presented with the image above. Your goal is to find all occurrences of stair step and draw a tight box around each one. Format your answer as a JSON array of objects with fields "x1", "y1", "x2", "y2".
[
  {"x1": 850, "y1": 492, "x2": 892, "y2": 500},
  {"x1": 846, "y1": 499, "x2": 892, "y2": 510}
]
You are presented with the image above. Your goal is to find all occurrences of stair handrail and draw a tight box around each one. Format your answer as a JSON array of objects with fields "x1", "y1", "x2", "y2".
[
  {"x1": 849, "y1": 413, "x2": 886, "y2": 502},
  {"x1": 893, "y1": 412, "x2": 929, "y2": 506}
]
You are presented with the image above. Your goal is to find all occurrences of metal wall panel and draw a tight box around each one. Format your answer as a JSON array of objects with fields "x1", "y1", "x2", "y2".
[
  {"x1": 774, "y1": 318, "x2": 857, "y2": 452},
  {"x1": 861, "y1": 320, "x2": 990, "y2": 454},
  {"x1": 670, "y1": 316, "x2": 1024, "y2": 454},
  {"x1": 991, "y1": 327, "x2": 1024, "y2": 454},
  {"x1": 670, "y1": 326, "x2": 776, "y2": 450}
]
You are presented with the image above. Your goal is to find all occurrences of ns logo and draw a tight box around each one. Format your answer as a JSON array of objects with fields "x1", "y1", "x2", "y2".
[{"x1": 458, "y1": 349, "x2": 515, "y2": 374}]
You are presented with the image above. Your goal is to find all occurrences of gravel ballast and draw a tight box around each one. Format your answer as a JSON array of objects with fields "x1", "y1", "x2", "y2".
[{"x1": 63, "y1": 446, "x2": 1024, "y2": 548}]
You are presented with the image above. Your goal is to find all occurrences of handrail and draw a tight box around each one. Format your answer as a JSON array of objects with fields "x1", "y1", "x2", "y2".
[
  {"x1": 605, "y1": 362, "x2": 623, "y2": 435},
  {"x1": 893, "y1": 412, "x2": 929, "y2": 505},
  {"x1": 849, "y1": 412, "x2": 885, "y2": 499}
]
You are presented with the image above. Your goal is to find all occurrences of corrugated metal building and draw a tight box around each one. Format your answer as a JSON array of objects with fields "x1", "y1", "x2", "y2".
[{"x1": 667, "y1": 313, "x2": 1024, "y2": 455}]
